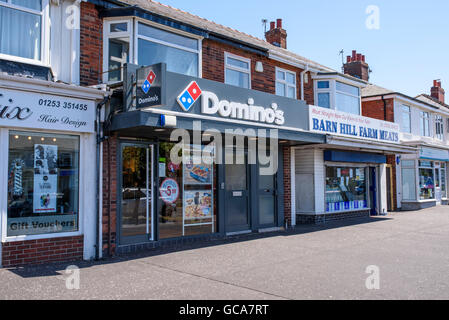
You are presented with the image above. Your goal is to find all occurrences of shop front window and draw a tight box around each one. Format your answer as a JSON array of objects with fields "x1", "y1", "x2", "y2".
[
  {"x1": 7, "y1": 131, "x2": 79, "y2": 237},
  {"x1": 325, "y1": 166, "x2": 368, "y2": 212},
  {"x1": 158, "y1": 142, "x2": 216, "y2": 239},
  {"x1": 419, "y1": 161, "x2": 435, "y2": 200}
]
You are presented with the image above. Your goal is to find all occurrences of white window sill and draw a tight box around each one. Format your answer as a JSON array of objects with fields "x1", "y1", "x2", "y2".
[{"x1": 2, "y1": 231, "x2": 82, "y2": 243}]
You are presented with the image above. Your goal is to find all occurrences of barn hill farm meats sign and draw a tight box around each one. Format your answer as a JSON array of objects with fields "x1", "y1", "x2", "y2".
[
  {"x1": 309, "y1": 105, "x2": 400, "y2": 144},
  {"x1": 0, "y1": 88, "x2": 95, "y2": 133}
]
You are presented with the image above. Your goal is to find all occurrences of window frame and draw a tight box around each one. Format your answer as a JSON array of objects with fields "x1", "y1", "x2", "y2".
[
  {"x1": 420, "y1": 111, "x2": 431, "y2": 137},
  {"x1": 314, "y1": 78, "x2": 362, "y2": 115},
  {"x1": 224, "y1": 52, "x2": 251, "y2": 89},
  {"x1": 401, "y1": 105, "x2": 411, "y2": 133},
  {"x1": 435, "y1": 114, "x2": 444, "y2": 140},
  {"x1": 0, "y1": 0, "x2": 50, "y2": 66},
  {"x1": 103, "y1": 18, "x2": 202, "y2": 83},
  {"x1": 1, "y1": 128, "x2": 84, "y2": 242},
  {"x1": 275, "y1": 67, "x2": 296, "y2": 99},
  {"x1": 103, "y1": 19, "x2": 133, "y2": 84}
]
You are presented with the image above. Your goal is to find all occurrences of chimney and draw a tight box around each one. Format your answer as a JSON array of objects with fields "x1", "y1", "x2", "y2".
[
  {"x1": 431, "y1": 80, "x2": 445, "y2": 104},
  {"x1": 343, "y1": 50, "x2": 370, "y2": 81},
  {"x1": 265, "y1": 18, "x2": 287, "y2": 49}
]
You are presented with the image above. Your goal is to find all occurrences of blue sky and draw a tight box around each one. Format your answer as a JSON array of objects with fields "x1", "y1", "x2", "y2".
[{"x1": 158, "y1": 0, "x2": 448, "y2": 99}]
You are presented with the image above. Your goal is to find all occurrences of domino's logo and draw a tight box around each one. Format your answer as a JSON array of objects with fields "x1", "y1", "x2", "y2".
[
  {"x1": 141, "y1": 70, "x2": 156, "y2": 94},
  {"x1": 177, "y1": 81, "x2": 202, "y2": 112}
]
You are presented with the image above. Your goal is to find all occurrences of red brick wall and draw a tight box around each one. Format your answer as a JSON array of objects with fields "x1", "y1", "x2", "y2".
[
  {"x1": 80, "y1": 2, "x2": 102, "y2": 86},
  {"x1": 361, "y1": 98, "x2": 395, "y2": 122},
  {"x1": 2, "y1": 236, "x2": 83, "y2": 267},
  {"x1": 283, "y1": 146, "x2": 292, "y2": 226},
  {"x1": 102, "y1": 135, "x2": 118, "y2": 256},
  {"x1": 202, "y1": 39, "x2": 315, "y2": 105}
]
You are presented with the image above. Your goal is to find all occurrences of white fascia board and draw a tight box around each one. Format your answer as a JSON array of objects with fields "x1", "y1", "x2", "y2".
[
  {"x1": 0, "y1": 74, "x2": 109, "y2": 100},
  {"x1": 325, "y1": 135, "x2": 418, "y2": 154},
  {"x1": 313, "y1": 74, "x2": 367, "y2": 88}
]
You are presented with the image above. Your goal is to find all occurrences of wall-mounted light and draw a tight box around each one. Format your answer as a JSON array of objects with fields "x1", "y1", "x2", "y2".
[{"x1": 255, "y1": 61, "x2": 264, "y2": 73}]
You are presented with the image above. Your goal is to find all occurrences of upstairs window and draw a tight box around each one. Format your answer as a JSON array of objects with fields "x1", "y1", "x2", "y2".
[
  {"x1": 435, "y1": 115, "x2": 444, "y2": 140},
  {"x1": 103, "y1": 20, "x2": 200, "y2": 83},
  {"x1": 316, "y1": 81, "x2": 330, "y2": 109},
  {"x1": 276, "y1": 68, "x2": 296, "y2": 99},
  {"x1": 420, "y1": 111, "x2": 431, "y2": 137},
  {"x1": 225, "y1": 52, "x2": 250, "y2": 89},
  {"x1": 137, "y1": 23, "x2": 199, "y2": 77},
  {"x1": 0, "y1": 0, "x2": 44, "y2": 62},
  {"x1": 315, "y1": 79, "x2": 361, "y2": 115},
  {"x1": 335, "y1": 81, "x2": 360, "y2": 115},
  {"x1": 104, "y1": 20, "x2": 131, "y2": 82},
  {"x1": 401, "y1": 105, "x2": 411, "y2": 133}
]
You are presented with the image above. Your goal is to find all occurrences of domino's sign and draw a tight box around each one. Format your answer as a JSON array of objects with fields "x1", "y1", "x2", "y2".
[
  {"x1": 177, "y1": 81, "x2": 285, "y2": 125},
  {"x1": 136, "y1": 63, "x2": 165, "y2": 109}
]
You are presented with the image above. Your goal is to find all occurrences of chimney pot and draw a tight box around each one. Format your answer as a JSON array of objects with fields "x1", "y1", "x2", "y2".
[
  {"x1": 347, "y1": 56, "x2": 351, "y2": 63},
  {"x1": 276, "y1": 18, "x2": 282, "y2": 29},
  {"x1": 270, "y1": 21, "x2": 275, "y2": 30},
  {"x1": 362, "y1": 55, "x2": 365, "y2": 62},
  {"x1": 352, "y1": 50, "x2": 356, "y2": 60},
  {"x1": 356, "y1": 53, "x2": 362, "y2": 61}
]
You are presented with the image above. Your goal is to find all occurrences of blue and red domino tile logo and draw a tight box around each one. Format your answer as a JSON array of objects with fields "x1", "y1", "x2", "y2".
[
  {"x1": 141, "y1": 70, "x2": 156, "y2": 94},
  {"x1": 177, "y1": 81, "x2": 202, "y2": 111}
]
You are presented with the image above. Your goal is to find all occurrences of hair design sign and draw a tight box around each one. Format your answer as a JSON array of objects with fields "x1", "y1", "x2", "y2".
[{"x1": 0, "y1": 88, "x2": 95, "y2": 133}]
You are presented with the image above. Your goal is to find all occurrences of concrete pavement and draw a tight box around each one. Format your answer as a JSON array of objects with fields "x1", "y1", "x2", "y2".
[{"x1": 1, "y1": 206, "x2": 449, "y2": 299}]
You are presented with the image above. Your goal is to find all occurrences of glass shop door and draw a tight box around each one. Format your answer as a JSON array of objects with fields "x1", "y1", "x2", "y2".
[{"x1": 119, "y1": 143, "x2": 154, "y2": 244}]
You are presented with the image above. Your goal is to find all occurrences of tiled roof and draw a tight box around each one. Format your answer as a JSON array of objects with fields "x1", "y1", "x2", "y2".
[
  {"x1": 361, "y1": 84, "x2": 394, "y2": 97},
  {"x1": 116, "y1": 0, "x2": 334, "y2": 72},
  {"x1": 416, "y1": 94, "x2": 449, "y2": 111}
]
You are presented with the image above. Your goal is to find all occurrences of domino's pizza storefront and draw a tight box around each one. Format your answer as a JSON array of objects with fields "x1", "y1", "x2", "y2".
[
  {"x1": 0, "y1": 75, "x2": 106, "y2": 267},
  {"x1": 102, "y1": 63, "x2": 325, "y2": 254}
]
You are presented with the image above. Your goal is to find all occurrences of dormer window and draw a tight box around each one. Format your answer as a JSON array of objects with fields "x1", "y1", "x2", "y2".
[
  {"x1": 0, "y1": 0, "x2": 48, "y2": 64},
  {"x1": 314, "y1": 76, "x2": 363, "y2": 115}
]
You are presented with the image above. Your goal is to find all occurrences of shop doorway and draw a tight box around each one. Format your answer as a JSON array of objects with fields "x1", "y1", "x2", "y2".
[
  {"x1": 224, "y1": 160, "x2": 251, "y2": 233},
  {"x1": 118, "y1": 143, "x2": 154, "y2": 245},
  {"x1": 435, "y1": 162, "x2": 442, "y2": 204},
  {"x1": 386, "y1": 165, "x2": 394, "y2": 211},
  {"x1": 369, "y1": 167, "x2": 378, "y2": 215}
]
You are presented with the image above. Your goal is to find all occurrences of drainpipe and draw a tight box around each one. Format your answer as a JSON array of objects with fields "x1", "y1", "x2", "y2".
[
  {"x1": 300, "y1": 64, "x2": 309, "y2": 101},
  {"x1": 381, "y1": 95, "x2": 387, "y2": 121},
  {"x1": 96, "y1": 96, "x2": 109, "y2": 260}
]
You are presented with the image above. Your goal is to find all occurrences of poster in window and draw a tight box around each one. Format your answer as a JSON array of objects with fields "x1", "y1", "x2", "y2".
[
  {"x1": 34, "y1": 144, "x2": 58, "y2": 175},
  {"x1": 33, "y1": 174, "x2": 58, "y2": 214},
  {"x1": 184, "y1": 191, "x2": 212, "y2": 220},
  {"x1": 183, "y1": 159, "x2": 212, "y2": 184},
  {"x1": 33, "y1": 144, "x2": 58, "y2": 214}
]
